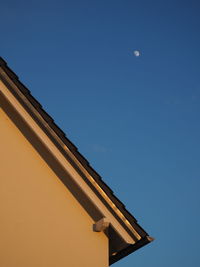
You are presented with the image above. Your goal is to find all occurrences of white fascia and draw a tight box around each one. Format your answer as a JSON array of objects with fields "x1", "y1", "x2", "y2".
[{"x1": 0, "y1": 68, "x2": 141, "y2": 245}]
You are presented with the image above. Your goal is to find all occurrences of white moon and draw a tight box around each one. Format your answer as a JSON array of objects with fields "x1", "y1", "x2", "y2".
[{"x1": 134, "y1": 50, "x2": 140, "y2": 57}]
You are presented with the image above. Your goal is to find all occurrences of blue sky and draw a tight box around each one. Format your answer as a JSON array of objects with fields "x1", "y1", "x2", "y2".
[{"x1": 1, "y1": 0, "x2": 200, "y2": 266}]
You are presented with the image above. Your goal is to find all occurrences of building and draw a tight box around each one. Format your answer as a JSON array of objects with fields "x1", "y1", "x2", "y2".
[{"x1": 0, "y1": 57, "x2": 153, "y2": 267}]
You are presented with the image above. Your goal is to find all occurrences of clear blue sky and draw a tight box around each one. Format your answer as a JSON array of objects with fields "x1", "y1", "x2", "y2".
[{"x1": 1, "y1": 1, "x2": 200, "y2": 266}]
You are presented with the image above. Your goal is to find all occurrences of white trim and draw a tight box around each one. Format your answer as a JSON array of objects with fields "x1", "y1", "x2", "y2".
[{"x1": 0, "y1": 70, "x2": 141, "y2": 244}]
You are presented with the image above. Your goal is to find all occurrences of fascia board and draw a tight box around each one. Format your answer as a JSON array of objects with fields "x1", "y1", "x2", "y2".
[{"x1": 0, "y1": 68, "x2": 141, "y2": 245}]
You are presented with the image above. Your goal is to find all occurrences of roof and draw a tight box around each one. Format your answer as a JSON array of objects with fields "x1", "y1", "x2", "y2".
[{"x1": 0, "y1": 56, "x2": 153, "y2": 265}]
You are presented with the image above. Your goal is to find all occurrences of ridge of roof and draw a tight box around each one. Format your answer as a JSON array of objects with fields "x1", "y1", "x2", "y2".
[{"x1": 0, "y1": 56, "x2": 152, "y2": 264}]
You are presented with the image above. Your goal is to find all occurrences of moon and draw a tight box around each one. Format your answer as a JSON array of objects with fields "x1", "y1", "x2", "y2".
[{"x1": 133, "y1": 50, "x2": 140, "y2": 57}]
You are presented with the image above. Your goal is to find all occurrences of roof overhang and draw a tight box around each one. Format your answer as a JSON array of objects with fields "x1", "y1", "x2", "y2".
[{"x1": 0, "y1": 58, "x2": 153, "y2": 264}]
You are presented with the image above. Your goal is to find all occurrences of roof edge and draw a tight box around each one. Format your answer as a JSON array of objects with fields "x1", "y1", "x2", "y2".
[
  {"x1": 110, "y1": 236, "x2": 154, "y2": 265},
  {"x1": 0, "y1": 56, "x2": 153, "y2": 264}
]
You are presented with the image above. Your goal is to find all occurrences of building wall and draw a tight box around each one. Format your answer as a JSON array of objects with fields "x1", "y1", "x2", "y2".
[{"x1": 0, "y1": 96, "x2": 108, "y2": 267}]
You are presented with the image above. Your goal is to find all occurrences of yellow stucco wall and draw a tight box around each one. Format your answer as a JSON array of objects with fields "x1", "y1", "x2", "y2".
[{"x1": 0, "y1": 98, "x2": 108, "y2": 267}]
